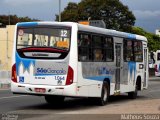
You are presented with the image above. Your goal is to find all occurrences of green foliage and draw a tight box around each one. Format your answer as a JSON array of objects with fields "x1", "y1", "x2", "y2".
[
  {"x1": 56, "y1": 0, "x2": 135, "y2": 32},
  {"x1": 0, "y1": 15, "x2": 39, "y2": 27},
  {"x1": 56, "y1": 2, "x2": 79, "y2": 22},
  {"x1": 131, "y1": 26, "x2": 160, "y2": 51}
]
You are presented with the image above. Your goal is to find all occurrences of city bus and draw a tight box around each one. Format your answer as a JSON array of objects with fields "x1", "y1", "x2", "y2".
[
  {"x1": 11, "y1": 22, "x2": 148, "y2": 105},
  {"x1": 155, "y1": 50, "x2": 160, "y2": 76}
]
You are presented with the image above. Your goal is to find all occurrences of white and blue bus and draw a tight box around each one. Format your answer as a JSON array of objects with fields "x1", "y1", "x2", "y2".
[{"x1": 11, "y1": 22, "x2": 148, "y2": 105}]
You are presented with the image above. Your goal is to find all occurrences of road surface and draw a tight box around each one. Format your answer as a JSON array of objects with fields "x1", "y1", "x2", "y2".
[{"x1": 0, "y1": 77, "x2": 160, "y2": 120}]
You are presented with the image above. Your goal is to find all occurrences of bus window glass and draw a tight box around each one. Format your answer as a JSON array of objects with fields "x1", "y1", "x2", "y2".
[
  {"x1": 50, "y1": 36, "x2": 57, "y2": 48},
  {"x1": 78, "y1": 34, "x2": 91, "y2": 47},
  {"x1": 124, "y1": 40, "x2": 134, "y2": 61},
  {"x1": 34, "y1": 35, "x2": 48, "y2": 47},
  {"x1": 17, "y1": 27, "x2": 70, "y2": 51},
  {"x1": 92, "y1": 35, "x2": 103, "y2": 61},
  {"x1": 17, "y1": 29, "x2": 33, "y2": 49},
  {"x1": 157, "y1": 53, "x2": 160, "y2": 60},
  {"x1": 104, "y1": 37, "x2": 113, "y2": 61},
  {"x1": 92, "y1": 35, "x2": 102, "y2": 48},
  {"x1": 78, "y1": 33, "x2": 91, "y2": 61},
  {"x1": 134, "y1": 41, "x2": 143, "y2": 62}
]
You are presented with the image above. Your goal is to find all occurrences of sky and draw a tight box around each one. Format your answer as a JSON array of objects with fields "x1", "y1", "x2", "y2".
[{"x1": 0, "y1": 0, "x2": 160, "y2": 33}]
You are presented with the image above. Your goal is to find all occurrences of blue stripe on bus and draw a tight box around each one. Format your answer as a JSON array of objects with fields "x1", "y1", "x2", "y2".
[
  {"x1": 85, "y1": 76, "x2": 112, "y2": 81},
  {"x1": 34, "y1": 74, "x2": 65, "y2": 76},
  {"x1": 17, "y1": 22, "x2": 38, "y2": 27},
  {"x1": 127, "y1": 33, "x2": 136, "y2": 39}
]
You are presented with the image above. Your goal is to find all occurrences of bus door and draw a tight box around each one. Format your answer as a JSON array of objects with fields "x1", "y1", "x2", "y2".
[
  {"x1": 143, "y1": 47, "x2": 148, "y2": 88},
  {"x1": 115, "y1": 43, "x2": 123, "y2": 92}
]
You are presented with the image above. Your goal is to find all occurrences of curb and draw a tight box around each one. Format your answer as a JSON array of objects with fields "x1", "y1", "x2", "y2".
[
  {"x1": 0, "y1": 83, "x2": 11, "y2": 90},
  {"x1": 149, "y1": 76, "x2": 160, "y2": 80}
]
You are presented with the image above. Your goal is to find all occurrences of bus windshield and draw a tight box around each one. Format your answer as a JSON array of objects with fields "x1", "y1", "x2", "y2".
[{"x1": 17, "y1": 27, "x2": 71, "y2": 51}]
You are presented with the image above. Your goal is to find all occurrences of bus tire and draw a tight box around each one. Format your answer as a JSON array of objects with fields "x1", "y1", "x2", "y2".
[
  {"x1": 97, "y1": 81, "x2": 109, "y2": 106},
  {"x1": 128, "y1": 84, "x2": 138, "y2": 99},
  {"x1": 45, "y1": 95, "x2": 65, "y2": 104}
]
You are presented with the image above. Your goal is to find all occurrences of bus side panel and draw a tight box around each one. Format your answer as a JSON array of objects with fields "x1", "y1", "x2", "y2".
[
  {"x1": 77, "y1": 62, "x2": 115, "y2": 97},
  {"x1": 121, "y1": 62, "x2": 144, "y2": 93},
  {"x1": 121, "y1": 62, "x2": 137, "y2": 93},
  {"x1": 69, "y1": 23, "x2": 78, "y2": 84}
]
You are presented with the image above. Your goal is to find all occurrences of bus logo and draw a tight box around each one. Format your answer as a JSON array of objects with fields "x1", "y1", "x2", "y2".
[{"x1": 36, "y1": 68, "x2": 66, "y2": 75}]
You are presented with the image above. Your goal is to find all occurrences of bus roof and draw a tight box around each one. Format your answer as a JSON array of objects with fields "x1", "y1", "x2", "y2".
[
  {"x1": 78, "y1": 23, "x2": 147, "y2": 42},
  {"x1": 17, "y1": 21, "x2": 147, "y2": 42},
  {"x1": 156, "y1": 50, "x2": 160, "y2": 53}
]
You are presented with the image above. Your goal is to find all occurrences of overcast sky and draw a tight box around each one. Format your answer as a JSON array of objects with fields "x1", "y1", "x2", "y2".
[{"x1": 0, "y1": 0, "x2": 160, "y2": 33}]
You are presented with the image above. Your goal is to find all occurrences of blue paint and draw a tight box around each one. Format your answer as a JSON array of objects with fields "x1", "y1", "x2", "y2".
[
  {"x1": 19, "y1": 76, "x2": 24, "y2": 83},
  {"x1": 16, "y1": 52, "x2": 35, "y2": 75},
  {"x1": 35, "y1": 74, "x2": 62, "y2": 76},
  {"x1": 85, "y1": 76, "x2": 112, "y2": 81},
  {"x1": 98, "y1": 67, "x2": 114, "y2": 75},
  {"x1": 36, "y1": 68, "x2": 66, "y2": 75},
  {"x1": 128, "y1": 62, "x2": 136, "y2": 81},
  {"x1": 127, "y1": 33, "x2": 136, "y2": 39},
  {"x1": 17, "y1": 22, "x2": 38, "y2": 27}
]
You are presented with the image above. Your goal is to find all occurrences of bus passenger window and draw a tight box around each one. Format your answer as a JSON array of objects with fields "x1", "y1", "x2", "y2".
[
  {"x1": 134, "y1": 41, "x2": 143, "y2": 62},
  {"x1": 124, "y1": 40, "x2": 134, "y2": 62},
  {"x1": 94, "y1": 49, "x2": 103, "y2": 61},
  {"x1": 78, "y1": 47, "x2": 89, "y2": 61},
  {"x1": 104, "y1": 37, "x2": 113, "y2": 61},
  {"x1": 78, "y1": 33, "x2": 91, "y2": 61}
]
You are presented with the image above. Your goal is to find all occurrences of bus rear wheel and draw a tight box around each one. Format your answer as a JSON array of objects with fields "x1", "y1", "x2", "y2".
[
  {"x1": 45, "y1": 95, "x2": 65, "y2": 104},
  {"x1": 97, "y1": 81, "x2": 109, "y2": 106}
]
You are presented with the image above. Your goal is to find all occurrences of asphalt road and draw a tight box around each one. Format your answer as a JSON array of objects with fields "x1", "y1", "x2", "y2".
[{"x1": 0, "y1": 77, "x2": 160, "y2": 120}]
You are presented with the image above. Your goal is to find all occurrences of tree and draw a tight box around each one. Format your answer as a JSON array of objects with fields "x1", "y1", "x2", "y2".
[
  {"x1": 56, "y1": 2, "x2": 79, "y2": 22},
  {"x1": 56, "y1": 0, "x2": 136, "y2": 32},
  {"x1": 0, "y1": 15, "x2": 39, "y2": 27},
  {"x1": 132, "y1": 26, "x2": 160, "y2": 51}
]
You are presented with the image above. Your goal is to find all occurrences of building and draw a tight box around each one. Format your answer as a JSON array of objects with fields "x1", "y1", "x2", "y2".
[{"x1": 0, "y1": 25, "x2": 15, "y2": 81}]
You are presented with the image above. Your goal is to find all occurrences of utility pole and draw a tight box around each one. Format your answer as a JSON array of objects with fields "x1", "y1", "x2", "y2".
[
  {"x1": 6, "y1": 30, "x2": 9, "y2": 59},
  {"x1": 8, "y1": 11, "x2": 11, "y2": 25},
  {"x1": 59, "y1": 0, "x2": 61, "y2": 22}
]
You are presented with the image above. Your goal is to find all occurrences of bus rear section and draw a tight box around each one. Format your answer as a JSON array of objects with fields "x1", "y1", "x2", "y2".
[
  {"x1": 11, "y1": 22, "x2": 77, "y2": 98},
  {"x1": 155, "y1": 50, "x2": 160, "y2": 76}
]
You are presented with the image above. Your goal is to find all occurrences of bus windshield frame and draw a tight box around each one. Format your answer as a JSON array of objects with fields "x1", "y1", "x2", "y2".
[
  {"x1": 16, "y1": 26, "x2": 71, "y2": 59},
  {"x1": 16, "y1": 26, "x2": 71, "y2": 51}
]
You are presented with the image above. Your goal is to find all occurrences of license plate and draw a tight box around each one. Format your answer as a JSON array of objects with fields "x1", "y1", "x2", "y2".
[{"x1": 35, "y1": 88, "x2": 46, "y2": 93}]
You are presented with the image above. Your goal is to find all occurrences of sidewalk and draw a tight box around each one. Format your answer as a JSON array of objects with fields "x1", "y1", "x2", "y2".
[
  {"x1": 0, "y1": 78, "x2": 10, "y2": 90},
  {"x1": 149, "y1": 76, "x2": 160, "y2": 80}
]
